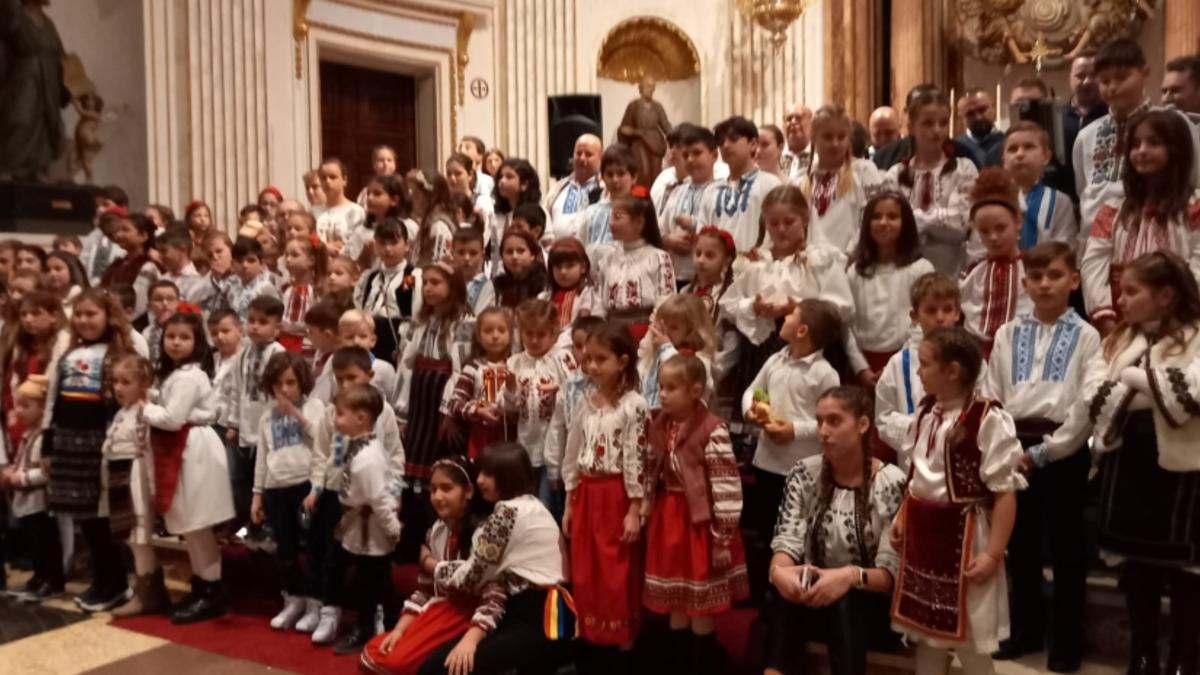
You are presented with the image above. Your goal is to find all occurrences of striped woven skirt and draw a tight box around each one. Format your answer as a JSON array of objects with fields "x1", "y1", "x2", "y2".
[{"x1": 45, "y1": 397, "x2": 109, "y2": 517}]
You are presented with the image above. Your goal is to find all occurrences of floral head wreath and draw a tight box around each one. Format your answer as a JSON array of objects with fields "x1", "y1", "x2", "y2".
[{"x1": 698, "y1": 226, "x2": 736, "y2": 256}]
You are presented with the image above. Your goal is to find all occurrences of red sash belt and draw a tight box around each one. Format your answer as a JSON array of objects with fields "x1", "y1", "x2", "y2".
[
  {"x1": 150, "y1": 425, "x2": 191, "y2": 515},
  {"x1": 891, "y1": 494, "x2": 978, "y2": 641}
]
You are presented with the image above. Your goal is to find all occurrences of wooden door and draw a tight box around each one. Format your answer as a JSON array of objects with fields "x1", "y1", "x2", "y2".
[{"x1": 319, "y1": 61, "x2": 417, "y2": 200}]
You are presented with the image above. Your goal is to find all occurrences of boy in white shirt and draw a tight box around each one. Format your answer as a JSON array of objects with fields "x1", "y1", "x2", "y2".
[
  {"x1": 155, "y1": 228, "x2": 206, "y2": 305},
  {"x1": 314, "y1": 158, "x2": 367, "y2": 257},
  {"x1": 710, "y1": 116, "x2": 783, "y2": 254},
  {"x1": 660, "y1": 125, "x2": 721, "y2": 286},
  {"x1": 981, "y1": 242, "x2": 1101, "y2": 672}
]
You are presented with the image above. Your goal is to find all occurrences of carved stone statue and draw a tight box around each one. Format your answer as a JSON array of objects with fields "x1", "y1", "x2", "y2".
[
  {"x1": 618, "y1": 76, "x2": 671, "y2": 190},
  {"x1": 0, "y1": 0, "x2": 67, "y2": 181},
  {"x1": 71, "y1": 92, "x2": 103, "y2": 183}
]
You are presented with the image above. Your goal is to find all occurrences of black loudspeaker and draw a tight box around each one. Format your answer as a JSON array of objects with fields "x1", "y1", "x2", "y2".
[
  {"x1": 547, "y1": 95, "x2": 602, "y2": 179},
  {"x1": 0, "y1": 180, "x2": 96, "y2": 236}
]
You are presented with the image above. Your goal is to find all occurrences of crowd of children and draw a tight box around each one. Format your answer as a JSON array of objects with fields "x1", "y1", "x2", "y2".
[{"x1": 0, "y1": 36, "x2": 1199, "y2": 675}]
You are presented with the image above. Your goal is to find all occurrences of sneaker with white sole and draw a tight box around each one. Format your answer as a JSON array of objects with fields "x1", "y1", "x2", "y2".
[
  {"x1": 311, "y1": 605, "x2": 341, "y2": 645},
  {"x1": 270, "y1": 592, "x2": 308, "y2": 630},
  {"x1": 295, "y1": 597, "x2": 322, "y2": 633}
]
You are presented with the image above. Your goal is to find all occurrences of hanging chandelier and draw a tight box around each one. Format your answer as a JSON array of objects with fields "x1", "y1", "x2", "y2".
[{"x1": 735, "y1": 0, "x2": 814, "y2": 50}]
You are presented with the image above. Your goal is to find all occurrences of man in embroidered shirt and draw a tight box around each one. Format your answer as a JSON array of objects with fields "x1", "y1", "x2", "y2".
[
  {"x1": 545, "y1": 134, "x2": 603, "y2": 240},
  {"x1": 780, "y1": 104, "x2": 813, "y2": 183},
  {"x1": 710, "y1": 116, "x2": 783, "y2": 253}
]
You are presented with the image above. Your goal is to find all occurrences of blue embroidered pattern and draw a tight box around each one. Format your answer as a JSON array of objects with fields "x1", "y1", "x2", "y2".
[
  {"x1": 1012, "y1": 322, "x2": 1038, "y2": 383},
  {"x1": 585, "y1": 202, "x2": 614, "y2": 245},
  {"x1": 270, "y1": 405, "x2": 305, "y2": 450},
  {"x1": 1010, "y1": 313, "x2": 1083, "y2": 384},
  {"x1": 713, "y1": 169, "x2": 759, "y2": 218},
  {"x1": 1042, "y1": 320, "x2": 1081, "y2": 382}
]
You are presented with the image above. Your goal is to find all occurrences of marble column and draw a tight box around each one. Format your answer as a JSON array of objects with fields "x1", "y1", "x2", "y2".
[{"x1": 1164, "y1": 0, "x2": 1200, "y2": 60}]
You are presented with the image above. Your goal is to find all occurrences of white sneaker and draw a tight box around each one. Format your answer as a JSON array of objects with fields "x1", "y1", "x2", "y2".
[
  {"x1": 270, "y1": 592, "x2": 307, "y2": 630},
  {"x1": 294, "y1": 597, "x2": 322, "y2": 633},
  {"x1": 311, "y1": 605, "x2": 341, "y2": 645}
]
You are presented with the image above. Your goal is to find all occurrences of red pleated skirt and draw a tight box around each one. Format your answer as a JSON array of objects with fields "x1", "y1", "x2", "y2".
[
  {"x1": 360, "y1": 600, "x2": 473, "y2": 675},
  {"x1": 570, "y1": 474, "x2": 641, "y2": 645},
  {"x1": 643, "y1": 491, "x2": 749, "y2": 616}
]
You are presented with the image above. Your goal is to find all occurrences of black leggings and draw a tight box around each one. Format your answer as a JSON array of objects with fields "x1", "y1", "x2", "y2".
[
  {"x1": 80, "y1": 516, "x2": 127, "y2": 593},
  {"x1": 20, "y1": 512, "x2": 64, "y2": 589},
  {"x1": 419, "y1": 589, "x2": 571, "y2": 675},
  {"x1": 341, "y1": 551, "x2": 399, "y2": 632},
  {"x1": 762, "y1": 588, "x2": 896, "y2": 675},
  {"x1": 310, "y1": 490, "x2": 346, "y2": 606},
  {"x1": 264, "y1": 483, "x2": 311, "y2": 596}
]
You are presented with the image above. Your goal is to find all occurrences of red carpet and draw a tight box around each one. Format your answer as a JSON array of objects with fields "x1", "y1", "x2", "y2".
[{"x1": 112, "y1": 546, "x2": 422, "y2": 675}]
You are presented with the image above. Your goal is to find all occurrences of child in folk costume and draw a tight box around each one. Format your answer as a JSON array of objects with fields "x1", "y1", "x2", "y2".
[
  {"x1": 544, "y1": 315, "x2": 603, "y2": 524},
  {"x1": 44, "y1": 289, "x2": 135, "y2": 612},
  {"x1": 279, "y1": 234, "x2": 328, "y2": 355},
  {"x1": 198, "y1": 231, "x2": 237, "y2": 316},
  {"x1": 208, "y1": 309, "x2": 243, "y2": 436},
  {"x1": 306, "y1": 348, "x2": 407, "y2": 645},
  {"x1": 660, "y1": 125, "x2": 722, "y2": 287},
  {"x1": 141, "y1": 281, "x2": 180, "y2": 370},
  {"x1": 227, "y1": 238, "x2": 282, "y2": 323},
  {"x1": 720, "y1": 185, "x2": 853, "y2": 411},
  {"x1": 1027, "y1": 252, "x2": 1200, "y2": 675},
  {"x1": 424, "y1": 443, "x2": 572, "y2": 674},
  {"x1": 355, "y1": 219, "x2": 421, "y2": 362},
  {"x1": 886, "y1": 89, "x2": 978, "y2": 276},
  {"x1": 355, "y1": 144, "x2": 399, "y2": 209},
  {"x1": 450, "y1": 228, "x2": 490, "y2": 314},
  {"x1": 709, "y1": 116, "x2": 784, "y2": 254},
  {"x1": 1, "y1": 374, "x2": 64, "y2": 602},
  {"x1": 442, "y1": 306, "x2": 517, "y2": 460},
  {"x1": 845, "y1": 193, "x2": 935, "y2": 387},
  {"x1": 592, "y1": 190, "x2": 677, "y2": 341},
  {"x1": 799, "y1": 104, "x2": 890, "y2": 254},
  {"x1": 104, "y1": 356, "x2": 168, "y2": 617},
  {"x1": 395, "y1": 263, "x2": 473, "y2": 560},
  {"x1": 405, "y1": 169, "x2": 457, "y2": 268},
  {"x1": 447, "y1": 151, "x2": 494, "y2": 220},
  {"x1": 488, "y1": 158, "x2": 542, "y2": 266},
  {"x1": 890, "y1": 326, "x2": 1025, "y2": 675},
  {"x1": 146, "y1": 311, "x2": 235, "y2": 624},
  {"x1": 2, "y1": 290, "x2": 70, "y2": 450},
  {"x1": 357, "y1": 173, "x2": 414, "y2": 267},
  {"x1": 338, "y1": 309, "x2": 401, "y2": 408},
  {"x1": 542, "y1": 238, "x2": 599, "y2": 347},
  {"x1": 329, "y1": 384, "x2": 402, "y2": 654},
  {"x1": 960, "y1": 168, "x2": 1033, "y2": 359},
  {"x1": 578, "y1": 144, "x2": 639, "y2": 264},
  {"x1": 1080, "y1": 109, "x2": 1200, "y2": 338},
  {"x1": 980, "y1": 242, "x2": 1100, "y2": 671},
  {"x1": 644, "y1": 355, "x2": 748, "y2": 670},
  {"x1": 100, "y1": 213, "x2": 160, "y2": 323},
  {"x1": 476, "y1": 228, "x2": 548, "y2": 312},
  {"x1": 363, "y1": 456, "x2": 490, "y2": 674},
  {"x1": 638, "y1": 293, "x2": 715, "y2": 413},
  {"x1": 683, "y1": 227, "x2": 741, "y2": 422},
  {"x1": 45, "y1": 250, "x2": 88, "y2": 315},
  {"x1": 250, "y1": 352, "x2": 327, "y2": 631},
  {"x1": 327, "y1": 254, "x2": 362, "y2": 300},
  {"x1": 1001, "y1": 122, "x2": 1078, "y2": 252},
  {"x1": 502, "y1": 299, "x2": 578, "y2": 508},
  {"x1": 562, "y1": 323, "x2": 651, "y2": 660},
  {"x1": 875, "y1": 273, "x2": 963, "y2": 469},
  {"x1": 315, "y1": 158, "x2": 367, "y2": 256}
]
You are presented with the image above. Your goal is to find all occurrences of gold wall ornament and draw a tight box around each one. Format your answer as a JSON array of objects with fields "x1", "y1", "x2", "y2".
[
  {"x1": 455, "y1": 11, "x2": 474, "y2": 106},
  {"x1": 735, "y1": 0, "x2": 815, "y2": 50},
  {"x1": 293, "y1": 0, "x2": 312, "y2": 79},
  {"x1": 957, "y1": 0, "x2": 1155, "y2": 69},
  {"x1": 596, "y1": 17, "x2": 700, "y2": 83}
]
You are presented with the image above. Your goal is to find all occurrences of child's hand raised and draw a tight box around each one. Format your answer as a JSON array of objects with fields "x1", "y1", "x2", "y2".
[
  {"x1": 275, "y1": 397, "x2": 302, "y2": 420},
  {"x1": 763, "y1": 419, "x2": 795, "y2": 444},
  {"x1": 649, "y1": 322, "x2": 669, "y2": 349}
]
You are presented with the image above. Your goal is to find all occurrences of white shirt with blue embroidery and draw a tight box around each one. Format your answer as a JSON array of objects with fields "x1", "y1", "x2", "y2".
[{"x1": 706, "y1": 167, "x2": 783, "y2": 253}]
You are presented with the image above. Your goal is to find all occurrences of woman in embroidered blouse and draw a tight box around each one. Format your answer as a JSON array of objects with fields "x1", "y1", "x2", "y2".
[
  {"x1": 592, "y1": 191, "x2": 676, "y2": 342},
  {"x1": 764, "y1": 387, "x2": 905, "y2": 675},
  {"x1": 885, "y1": 89, "x2": 978, "y2": 276},
  {"x1": 1080, "y1": 109, "x2": 1200, "y2": 338},
  {"x1": 1028, "y1": 252, "x2": 1200, "y2": 675},
  {"x1": 424, "y1": 444, "x2": 570, "y2": 675}
]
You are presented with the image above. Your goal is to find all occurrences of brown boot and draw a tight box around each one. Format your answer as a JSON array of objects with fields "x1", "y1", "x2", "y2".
[{"x1": 112, "y1": 568, "x2": 170, "y2": 618}]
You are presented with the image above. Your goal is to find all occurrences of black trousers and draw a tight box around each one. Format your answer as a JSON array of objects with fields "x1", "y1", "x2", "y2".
[
  {"x1": 1125, "y1": 561, "x2": 1200, "y2": 665},
  {"x1": 1006, "y1": 440, "x2": 1090, "y2": 660},
  {"x1": 20, "y1": 511, "x2": 64, "y2": 589},
  {"x1": 310, "y1": 489, "x2": 347, "y2": 606},
  {"x1": 419, "y1": 589, "x2": 571, "y2": 675},
  {"x1": 341, "y1": 551, "x2": 399, "y2": 632},
  {"x1": 397, "y1": 486, "x2": 435, "y2": 564},
  {"x1": 264, "y1": 482, "x2": 311, "y2": 596},
  {"x1": 229, "y1": 443, "x2": 256, "y2": 529},
  {"x1": 762, "y1": 588, "x2": 896, "y2": 675},
  {"x1": 80, "y1": 516, "x2": 126, "y2": 593}
]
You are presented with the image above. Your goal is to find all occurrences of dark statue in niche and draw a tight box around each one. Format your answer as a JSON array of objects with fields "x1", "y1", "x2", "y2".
[
  {"x1": 0, "y1": 0, "x2": 68, "y2": 181},
  {"x1": 618, "y1": 75, "x2": 672, "y2": 190}
]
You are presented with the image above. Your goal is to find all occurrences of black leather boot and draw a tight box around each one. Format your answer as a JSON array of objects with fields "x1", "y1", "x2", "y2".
[
  {"x1": 1126, "y1": 565, "x2": 1163, "y2": 675},
  {"x1": 1166, "y1": 571, "x2": 1199, "y2": 675},
  {"x1": 171, "y1": 577, "x2": 227, "y2": 624}
]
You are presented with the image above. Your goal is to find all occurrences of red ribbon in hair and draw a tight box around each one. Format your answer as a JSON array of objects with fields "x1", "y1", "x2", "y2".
[
  {"x1": 260, "y1": 185, "x2": 284, "y2": 202},
  {"x1": 176, "y1": 302, "x2": 202, "y2": 316},
  {"x1": 698, "y1": 226, "x2": 736, "y2": 255},
  {"x1": 184, "y1": 200, "x2": 205, "y2": 217},
  {"x1": 308, "y1": 233, "x2": 322, "y2": 250},
  {"x1": 630, "y1": 185, "x2": 650, "y2": 199},
  {"x1": 106, "y1": 205, "x2": 129, "y2": 218}
]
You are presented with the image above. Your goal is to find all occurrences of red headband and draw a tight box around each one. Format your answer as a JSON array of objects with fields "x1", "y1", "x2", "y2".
[
  {"x1": 630, "y1": 185, "x2": 650, "y2": 199},
  {"x1": 260, "y1": 186, "x2": 283, "y2": 202},
  {"x1": 106, "y1": 205, "x2": 129, "y2": 218},
  {"x1": 176, "y1": 301, "x2": 202, "y2": 316},
  {"x1": 698, "y1": 226, "x2": 736, "y2": 255}
]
